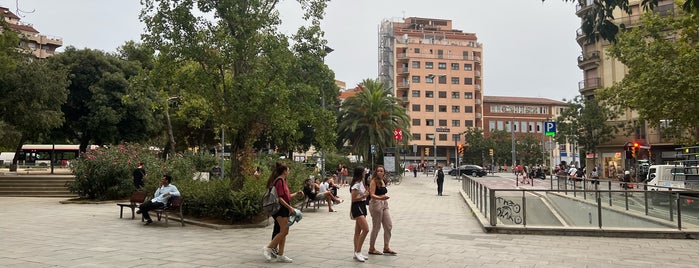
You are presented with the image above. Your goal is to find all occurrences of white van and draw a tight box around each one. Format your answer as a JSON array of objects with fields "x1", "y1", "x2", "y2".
[
  {"x1": 0, "y1": 152, "x2": 15, "y2": 166},
  {"x1": 645, "y1": 164, "x2": 692, "y2": 190}
]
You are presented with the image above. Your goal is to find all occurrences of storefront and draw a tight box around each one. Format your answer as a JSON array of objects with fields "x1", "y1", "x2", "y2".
[{"x1": 602, "y1": 152, "x2": 623, "y2": 179}]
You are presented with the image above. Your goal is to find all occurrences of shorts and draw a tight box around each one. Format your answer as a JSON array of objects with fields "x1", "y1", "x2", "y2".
[
  {"x1": 273, "y1": 205, "x2": 290, "y2": 218},
  {"x1": 350, "y1": 200, "x2": 367, "y2": 219}
]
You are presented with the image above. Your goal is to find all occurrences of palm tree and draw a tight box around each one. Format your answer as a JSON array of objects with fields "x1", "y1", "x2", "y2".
[{"x1": 337, "y1": 79, "x2": 411, "y2": 164}]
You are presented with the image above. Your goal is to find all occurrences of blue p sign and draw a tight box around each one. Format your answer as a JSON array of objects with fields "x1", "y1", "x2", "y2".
[{"x1": 545, "y1": 122, "x2": 556, "y2": 136}]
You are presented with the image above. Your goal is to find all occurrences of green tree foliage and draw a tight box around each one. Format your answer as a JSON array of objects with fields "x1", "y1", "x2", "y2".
[
  {"x1": 556, "y1": 96, "x2": 616, "y2": 165},
  {"x1": 489, "y1": 130, "x2": 515, "y2": 168},
  {"x1": 598, "y1": 11, "x2": 699, "y2": 144},
  {"x1": 140, "y1": 0, "x2": 332, "y2": 190},
  {"x1": 48, "y1": 47, "x2": 160, "y2": 152},
  {"x1": 337, "y1": 79, "x2": 411, "y2": 164},
  {"x1": 461, "y1": 128, "x2": 490, "y2": 165},
  {"x1": 518, "y1": 134, "x2": 545, "y2": 166},
  {"x1": 550, "y1": 0, "x2": 698, "y2": 43}
]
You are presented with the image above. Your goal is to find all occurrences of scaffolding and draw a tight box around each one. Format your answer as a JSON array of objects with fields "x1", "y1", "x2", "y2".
[{"x1": 378, "y1": 19, "x2": 395, "y2": 93}]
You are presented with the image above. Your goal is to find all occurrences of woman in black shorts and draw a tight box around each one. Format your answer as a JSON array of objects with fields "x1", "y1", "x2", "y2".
[{"x1": 350, "y1": 166, "x2": 369, "y2": 262}]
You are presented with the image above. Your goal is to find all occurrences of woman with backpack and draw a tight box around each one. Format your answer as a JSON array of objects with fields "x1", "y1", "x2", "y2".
[{"x1": 263, "y1": 162, "x2": 303, "y2": 263}]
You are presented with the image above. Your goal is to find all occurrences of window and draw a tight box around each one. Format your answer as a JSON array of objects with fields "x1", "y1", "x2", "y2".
[
  {"x1": 462, "y1": 51, "x2": 469, "y2": 60},
  {"x1": 464, "y1": 92, "x2": 473, "y2": 99},
  {"x1": 451, "y1": 105, "x2": 460, "y2": 113},
  {"x1": 464, "y1": 77, "x2": 473, "y2": 85},
  {"x1": 452, "y1": 120, "x2": 461, "y2": 127},
  {"x1": 412, "y1": 118, "x2": 421, "y2": 126},
  {"x1": 464, "y1": 106, "x2": 473, "y2": 113},
  {"x1": 521, "y1": 122, "x2": 527, "y2": 133},
  {"x1": 451, "y1": 92, "x2": 460, "y2": 99},
  {"x1": 439, "y1": 105, "x2": 447, "y2": 112},
  {"x1": 489, "y1": 121, "x2": 496, "y2": 131},
  {"x1": 426, "y1": 104, "x2": 434, "y2": 112},
  {"x1": 412, "y1": 104, "x2": 421, "y2": 112},
  {"x1": 438, "y1": 76, "x2": 447, "y2": 84},
  {"x1": 464, "y1": 63, "x2": 472, "y2": 71},
  {"x1": 425, "y1": 76, "x2": 434, "y2": 84},
  {"x1": 438, "y1": 62, "x2": 447, "y2": 69},
  {"x1": 439, "y1": 134, "x2": 447, "y2": 141},
  {"x1": 439, "y1": 119, "x2": 447, "y2": 126},
  {"x1": 412, "y1": 76, "x2": 421, "y2": 83},
  {"x1": 451, "y1": 63, "x2": 459, "y2": 70},
  {"x1": 412, "y1": 61, "x2": 420, "y2": 68},
  {"x1": 414, "y1": 48, "x2": 421, "y2": 54},
  {"x1": 465, "y1": 120, "x2": 474, "y2": 127},
  {"x1": 412, "y1": 90, "x2": 420, "y2": 97},
  {"x1": 452, "y1": 134, "x2": 461, "y2": 141},
  {"x1": 437, "y1": 49, "x2": 443, "y2": 58},
  {"x1": 513, "y1": 121, "x2": 518, "y2": 132},
  {"x1": 426, "y1": 91, "x2": 434, "y2": 98},
  {"x1": 426, "y1": 119, "x2": 434, "y2": 126},
  {"x1": 425, "y1": 62, "x2": 433, "y2": 69},
  {"x1": 438, "y1": 91, "x2": 447, "y2": 98},
  {"x1": 451, "y1": 77, "x2": 460, "y2": 84},
  {"x1": 413, "y1": 133, "x2": 421, "y2": 140}
]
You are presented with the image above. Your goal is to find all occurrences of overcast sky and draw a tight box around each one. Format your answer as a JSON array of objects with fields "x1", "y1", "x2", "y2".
[{"x1": 2, "y1": 0, "x2": 581, "y2": 101}]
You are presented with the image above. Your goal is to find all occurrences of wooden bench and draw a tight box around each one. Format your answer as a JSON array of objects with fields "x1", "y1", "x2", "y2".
[
  {"x1": 116, "y1": 191, "x2": 147, "y2": 219},
  {"x1": 301, "y1": 195, "x2": 325, "y2": 212},
  {"x1": 144, "y1": 195, "x2": 184, "y2": 226}
]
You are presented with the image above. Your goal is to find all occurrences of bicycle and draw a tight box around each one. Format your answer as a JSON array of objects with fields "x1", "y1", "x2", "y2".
[{"x1": 384, "y1": 171, "x2": 402, "y2": 186}]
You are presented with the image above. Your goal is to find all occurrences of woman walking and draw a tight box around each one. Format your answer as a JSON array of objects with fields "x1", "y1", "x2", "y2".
[
  {"x1": 367, "y1": 165, "x2": 396, "y2": 256},
  {"x1": 350, "y1": 166, "x2": 370, "y2": 262},
  {"x1": 263, "y1": 162, "x2": 303, "y2": 263}
]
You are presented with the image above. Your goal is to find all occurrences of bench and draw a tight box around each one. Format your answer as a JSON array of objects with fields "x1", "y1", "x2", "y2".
[
  {"x1": 301, "y1": 195, "x2": 321, "y2": 212},
  {"x1": 117, "y1": 191, "x2": 147, "y2": 219},
  {"x1": 142, "y1": 195, "x2": 184, "y2": 226}
]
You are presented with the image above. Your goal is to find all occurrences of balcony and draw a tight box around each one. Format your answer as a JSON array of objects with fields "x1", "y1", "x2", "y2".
[
  {"x1": 397, "y1": 81, "x2": 410, "y2": 89},
  {"x1": 400, "y1": 96, "x2": 410, "y2": 103},
  {"x1": 613, "y1": 14, "x2": 641, "y2": 28},
  {"x1": 398, "y1": 67, "x2": 409, "y2": 75},
  {"x1": 475, "y1": 113, "x2": 482, "y2": 119},
  {"x1": 396, "y1": 53, "x2": 409, "y2": 60},
  {"x1": 474, "y1": 85, "x2": 481, "y2": 91},
  {"x1": 474, "y1": 71, "x2": 481, "y2": 78},
  {"x1": 576, "y1": 27, "x2": 586, "y2": 45},
  {"x1": 578, "y1": 77, "x2": 602, "y2": 92},
  {"x1": 475, "y1": 99, "x2": 482, "y2": 105},
  {"x1": 575, "y1": 0, "x2": 594, "y2": 17},
  {"x1": 577, "y1": 50, "x2": 600, "y2": 69},
  {"x1": 474, "y1": 56, "x2": 481, "y2": 63}
]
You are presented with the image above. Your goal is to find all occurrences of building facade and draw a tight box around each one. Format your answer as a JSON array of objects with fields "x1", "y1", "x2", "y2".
[
  {"x1": 378, "y1": 17, "x2": 483, "y2": 166},
  {"x1": 483, "y1": 96, "x2": 569, "y2": 168},
  {"x1": 575, "y1": 0, "x2": 680, "y2": 177},
  {"x1": 1, "y1": 6, "x2": 62, "y2": 58}
]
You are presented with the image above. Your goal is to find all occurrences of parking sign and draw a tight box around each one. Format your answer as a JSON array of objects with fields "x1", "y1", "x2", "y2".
[{"x1": 545, "y1": 121, "x2": 556, "y2": 136}]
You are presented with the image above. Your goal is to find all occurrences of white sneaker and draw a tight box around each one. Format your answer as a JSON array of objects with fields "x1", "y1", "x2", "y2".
[
  {"x1": 277, "y1": 255, "x2": 293, "y2": 263},
  {"x1": 262, "y1": 247, "x2": 273, "y2": 262},
  {"x1": 354, "y1": 252, "x2": 365, "y2": 262},
  {"x1": 359, "y1": 252, "x2": 369, "y2": 260}
]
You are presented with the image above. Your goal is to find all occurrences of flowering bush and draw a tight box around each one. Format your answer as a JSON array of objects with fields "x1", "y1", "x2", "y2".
[{"x1": 68, "y1": 143, "x2": 160, "y2": 200}]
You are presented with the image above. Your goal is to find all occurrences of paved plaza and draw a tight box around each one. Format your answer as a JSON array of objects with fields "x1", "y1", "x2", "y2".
[{"x1": 1, "y1": 172, "x2": 699, "y2": 267}]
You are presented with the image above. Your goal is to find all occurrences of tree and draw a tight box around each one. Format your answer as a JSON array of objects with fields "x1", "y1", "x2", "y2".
[
  {"x1": 489, "y1": 130, "x2": 514, "y2": 168},
  {"x1": 518, "y1": 134, "x2": 545, "y2": 166},
  {"x1": 140, "y1": 0, "x2": 332, "y2": 190},
  {"x1": 550, "y1": 0, "x2": 698, "y2": 43},
  {"x1": 597, "y1": 10, "x2": 699, "y2": 144},
  {"x1": 49, "y1": 47, "x2": 159, "y2": 152},
  {"x1": 556, "y1": 96, "x2": 617, "y2": 167},
  {"x1": 337, "y1": 79, "x2": 411, "y2": 164},
  {"x1": 461, "y1": 128, "x2": 489, "y2": 165}
]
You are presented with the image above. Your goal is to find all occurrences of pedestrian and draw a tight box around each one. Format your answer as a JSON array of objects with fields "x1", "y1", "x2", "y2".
[
  {"x1": 132, "y1": 162, "x2": 146, "y2": 189},
  {"x1": 413, "y1": 163, "x2": 418, "y2": 177},
  {"x1": 263, "y1": 162, "x2": 303, "y2": 263},
  {"x1": 137, "y1": 174, "x2": 179, "y2": 225},
  {"x1": 367, "y1": 165, "x2": 396, "y2": 256},
  {"x1": 434, "y1": 165, "x2": 445, "y2": 196},
  {"x1": 350, "y1": 166, "x2": 370, "y2": 262}
]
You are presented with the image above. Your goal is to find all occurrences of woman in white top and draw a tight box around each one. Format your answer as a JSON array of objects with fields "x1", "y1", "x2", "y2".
[{"x1": 350, "y1": 166, "x2": 369, "y2": 262}]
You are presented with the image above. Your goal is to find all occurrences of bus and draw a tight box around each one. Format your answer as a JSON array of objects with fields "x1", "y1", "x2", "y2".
[{"x1": 18, "y1": 144, "x2": 82, "y2": 166}]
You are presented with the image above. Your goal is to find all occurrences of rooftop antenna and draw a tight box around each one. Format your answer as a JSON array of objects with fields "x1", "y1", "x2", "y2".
[{"x1": 15, "y1": 0, "x2": 36, "y2": 17}]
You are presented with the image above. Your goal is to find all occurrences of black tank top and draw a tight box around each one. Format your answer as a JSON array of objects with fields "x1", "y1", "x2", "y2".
[{"x1": 375, "y1": 186, "x2": 388, "y2": 196}]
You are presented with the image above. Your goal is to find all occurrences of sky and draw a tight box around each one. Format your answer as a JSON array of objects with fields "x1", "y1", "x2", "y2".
[{"x1": 1, "y1": 0, "x2": 582, "y2": 101}]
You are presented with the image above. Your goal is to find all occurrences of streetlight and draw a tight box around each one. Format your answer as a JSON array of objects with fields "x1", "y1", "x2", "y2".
[
  {"x1": 320, "y1": 46, "x2": 333, "y2": 179},
  {"x1": 426, "y1": 74, "x2": 444, "y2": 169}
]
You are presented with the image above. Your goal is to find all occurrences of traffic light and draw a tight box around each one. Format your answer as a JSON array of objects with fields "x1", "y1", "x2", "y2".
[
  {"x1": 458, "y1": 144, "x2": 464, "y2": 156},
  {"x1": 425, "y1": 147, "x2": 430, "y2": 156},
  {"x1": 489, "y1": 148, "x2": 494, "y2": 156}
]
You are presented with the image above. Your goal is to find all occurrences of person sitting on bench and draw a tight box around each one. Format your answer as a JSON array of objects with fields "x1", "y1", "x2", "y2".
[
  {"x1": 303, "y1": 178, "x2": 342, "y2": 212},
  {"x1": 137, "y1": 175, "x2": 181, "y2": 225}
]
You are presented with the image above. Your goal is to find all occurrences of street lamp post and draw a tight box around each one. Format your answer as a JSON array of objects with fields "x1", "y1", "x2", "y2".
[
  {"x1": 426, "y1": 74, "x2": 441, "y2": 169},
  {"x1": 320, "y1": 45, "x2": 333, "y2": 179}
]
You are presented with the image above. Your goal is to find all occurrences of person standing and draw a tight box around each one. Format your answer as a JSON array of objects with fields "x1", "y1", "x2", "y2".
[
  {"x1": 434, "y1": 165, "x2": 445, "y2": 196},
  {"x1": 137, "y1": 175, "x2": 179, "y2": 225},
  {"x1": 350, "y1": 166, "x2": 370, "y2": 262},
  {"x1": 367, "y1": 166, "x2": 396, "y2": 256},
  {"x1": 263, "y1": 162, "x2": 303, "y2": 263},
  {"x1": 132, "y1": 162, "x2": 146, "y2": 189}
]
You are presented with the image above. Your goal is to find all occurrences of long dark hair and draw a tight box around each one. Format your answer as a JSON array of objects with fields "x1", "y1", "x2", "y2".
[
  {"x1": 266, "y1": 162, "x2": 288, "y2": 188},
  {"x1": 350, "y1": 166, "x2": 364, "y2": 186}
]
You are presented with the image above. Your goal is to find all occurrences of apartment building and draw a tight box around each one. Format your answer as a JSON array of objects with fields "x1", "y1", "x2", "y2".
[
  {"x1": 378, "y1": 17, "x2": 483, "y2": 166},
  {"x1": 1, "y1": 6, "x2": 62, "y2": 58},
  {"x1": 575, "y1": 0, "x2": 680, "y2": 176}
]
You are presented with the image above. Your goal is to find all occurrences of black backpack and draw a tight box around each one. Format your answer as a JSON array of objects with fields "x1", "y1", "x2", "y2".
[{"x1": 437, "y1": 169, "x2": 445, "y2": 180}]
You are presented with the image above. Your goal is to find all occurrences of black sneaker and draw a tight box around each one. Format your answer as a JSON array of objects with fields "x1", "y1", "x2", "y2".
[
  {"x1": 144, "y1": 219, "x2": 153, "y2": 225},
  {"x1": 271, "y1": 248, "x2": 279, "y2": 258},
  {"x1": 136, "y1": 210, "x2": 141, "y2": 214}
]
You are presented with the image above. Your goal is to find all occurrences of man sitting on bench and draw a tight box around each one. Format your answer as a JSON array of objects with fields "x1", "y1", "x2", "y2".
[
  {"x1": 303, "y1": 178, "x2": 342, "y2": 212},
  {"x1": 137, "y1": 175, "x2": 181, "y2": 225}
]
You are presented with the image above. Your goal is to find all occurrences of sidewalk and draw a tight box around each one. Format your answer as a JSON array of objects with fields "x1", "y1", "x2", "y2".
[{"x1": 1, "y1": 172, "x2": 698, "y2": 267}]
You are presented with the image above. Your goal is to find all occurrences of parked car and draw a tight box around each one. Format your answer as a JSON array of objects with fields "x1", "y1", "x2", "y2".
[{"x1": 448, "y1": 164, "x2": 487, "y2": 177}]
